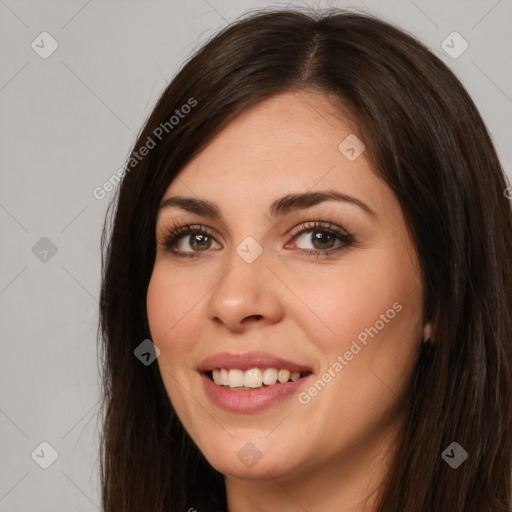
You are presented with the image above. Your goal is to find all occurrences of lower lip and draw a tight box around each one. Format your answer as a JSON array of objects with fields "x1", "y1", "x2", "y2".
[{"x1": 200, "y1": 373, "x2": 312, "y2": 412}]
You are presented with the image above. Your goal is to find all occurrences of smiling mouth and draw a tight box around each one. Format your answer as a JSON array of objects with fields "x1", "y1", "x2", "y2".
[{"x1": 205, "y1": 368, "x2": 313, "y2": 390}]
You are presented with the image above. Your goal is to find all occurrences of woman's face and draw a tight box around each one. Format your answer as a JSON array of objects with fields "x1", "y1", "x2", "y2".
[{"x1": 147, "y1": 90, "x2": 424, "y2": 484}]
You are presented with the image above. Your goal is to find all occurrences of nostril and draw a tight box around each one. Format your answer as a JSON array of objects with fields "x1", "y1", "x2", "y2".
[{"x1": 243, "y1": 315, "x2": 263, "y2": 323}]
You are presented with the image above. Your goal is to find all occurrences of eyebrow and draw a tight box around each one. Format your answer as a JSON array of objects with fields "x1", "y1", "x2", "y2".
[{"x1": 159, "y1": 189, "x2": 377, "y2": 221}]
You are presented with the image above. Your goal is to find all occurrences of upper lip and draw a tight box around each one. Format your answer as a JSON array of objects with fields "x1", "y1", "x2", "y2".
[{"x1": 199, "y1": 351, "x2": 313, "y2": 373}]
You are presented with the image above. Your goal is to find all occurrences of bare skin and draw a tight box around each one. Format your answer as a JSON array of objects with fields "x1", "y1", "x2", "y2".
[{"x1": 146, "y1": 90, "x2": 427, "y2": 511}]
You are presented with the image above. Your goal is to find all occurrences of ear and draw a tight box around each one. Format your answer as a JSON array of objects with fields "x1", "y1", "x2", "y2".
[{"x1": 423, "y1": 322, "x2": 432, "y2": 342}]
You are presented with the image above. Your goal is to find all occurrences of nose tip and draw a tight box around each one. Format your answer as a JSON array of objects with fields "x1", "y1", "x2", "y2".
[{"x1": 206, "y1": 262, "x2": 284, "y2": 332}]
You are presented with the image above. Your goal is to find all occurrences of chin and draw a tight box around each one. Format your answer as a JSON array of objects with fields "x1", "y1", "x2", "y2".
[{"x1": 198, "y1": 436, "x2": 299, "y2": 480}]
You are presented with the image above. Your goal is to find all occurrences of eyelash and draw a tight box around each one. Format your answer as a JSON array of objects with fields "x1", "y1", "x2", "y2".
[{"x1": 158, "y1": 220, "x2": 355, "y2": 259}]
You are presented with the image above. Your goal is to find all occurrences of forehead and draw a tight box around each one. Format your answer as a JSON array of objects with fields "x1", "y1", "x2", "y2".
[
  {"x1": 160, "y1": 90, "x2": 390, "y2": 219},
  {"x1": 187, "y1": 91, "x2": 356, "y2": 165}
]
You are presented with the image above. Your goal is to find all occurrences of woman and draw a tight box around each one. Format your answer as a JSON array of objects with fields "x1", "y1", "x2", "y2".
[{"x1": 98, "y1": 7, "x2": 512, "y2": 511}]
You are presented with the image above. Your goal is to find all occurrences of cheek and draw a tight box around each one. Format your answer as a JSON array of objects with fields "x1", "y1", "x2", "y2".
[
  {"x1": 290, "y1": 259, "x2": 421, "y2": 441},
  {"x1": 287, "y1": 255, "x2": 420, "y2": 354},
  {"x1": 146, "y1": 267, "x2": 203, "y2": 420},
  {"x1": 330, "y1": 252, "x2": 422, "y2": 389},
  {"x1": 286, "y1": 243, "x2": 423, "y2": 429},
  {"x1": 146, "y1": 265, "x2": 201, "y2": 345},
  {"x1": 145, "y1": 267, "x2": 203, "y2": 394}
]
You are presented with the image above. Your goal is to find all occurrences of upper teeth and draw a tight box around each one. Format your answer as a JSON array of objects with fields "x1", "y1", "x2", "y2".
[{"x1": 212, "y1": 368, "x2": 302, "y2": 388}]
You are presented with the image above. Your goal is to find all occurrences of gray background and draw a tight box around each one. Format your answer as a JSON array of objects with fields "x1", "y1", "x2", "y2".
[{"x1": 0, "y1": 0, "x2": 510, "y2": 510}]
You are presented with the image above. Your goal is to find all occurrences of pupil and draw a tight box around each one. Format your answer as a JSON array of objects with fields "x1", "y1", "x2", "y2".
[
  {"x1": 192, "y1": 234, "x2": 209, "y2": 250},
  {"x1": 313, "y1": 232, "x2": 332, "y2": 249}
]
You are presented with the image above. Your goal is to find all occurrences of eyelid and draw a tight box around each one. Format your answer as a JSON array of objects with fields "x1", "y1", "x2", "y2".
[
  {"x1": 157, "y1": 222, "x2": 218, "y2": 247},
  {"x1": 158, "y1": 218, "x2": 349, "y2": 240},
  {"x1": 287, "y1": 220, "x2": 351, "y2": 238}
]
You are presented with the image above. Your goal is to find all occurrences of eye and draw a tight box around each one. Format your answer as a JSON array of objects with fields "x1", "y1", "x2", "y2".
[
  {"x1": 286, "y1": 221, "x2": 354, "y2": 258},
  {"x1": 158, "y1": 220, "x2": 354, "y2": 259},
  {"x1": 159, "y1": 223, "x2": 221, "y2": 258}
]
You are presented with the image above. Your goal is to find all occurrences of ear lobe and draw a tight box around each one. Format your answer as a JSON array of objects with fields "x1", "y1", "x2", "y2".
[{"x1": 423, "y1": 322, "x2": 432, "y2": 342}]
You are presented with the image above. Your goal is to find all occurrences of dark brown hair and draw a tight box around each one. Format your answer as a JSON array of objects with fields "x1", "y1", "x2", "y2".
[{"x1": 98, "y1": 7, "x2": 512, "y2": 511}]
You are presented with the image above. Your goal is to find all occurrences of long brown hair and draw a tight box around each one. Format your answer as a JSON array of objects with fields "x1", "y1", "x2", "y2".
[{"x1": 98, "y1": 7, "x2": 512, "y2": 511}]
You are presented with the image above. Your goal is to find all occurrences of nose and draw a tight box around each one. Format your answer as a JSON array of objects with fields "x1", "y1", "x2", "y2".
[{"x1": 205, "y1": 250, "x2": 285, "y2": 333}]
